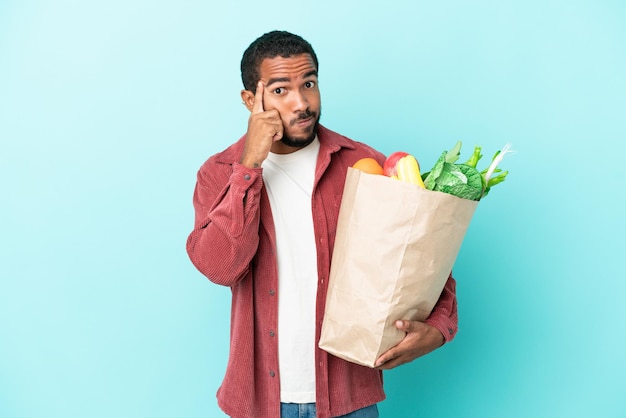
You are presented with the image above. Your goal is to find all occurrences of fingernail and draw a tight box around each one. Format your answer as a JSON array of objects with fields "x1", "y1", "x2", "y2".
[{"x1": 396, "y1": 320, "x2": 404, "y2": 328}]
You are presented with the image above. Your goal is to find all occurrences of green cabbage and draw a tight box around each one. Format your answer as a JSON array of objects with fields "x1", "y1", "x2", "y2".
[{"x1": 422, "y1": 142, "x2": 510, "y2": 201}]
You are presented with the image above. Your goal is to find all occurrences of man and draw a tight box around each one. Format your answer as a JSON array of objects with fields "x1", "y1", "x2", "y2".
[{"x1": 186, "y1": 30, "x2": 458, "y2": 418}]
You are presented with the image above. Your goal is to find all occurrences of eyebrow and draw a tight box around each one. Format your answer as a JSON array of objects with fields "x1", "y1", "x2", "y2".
[{"x1": 266, "y1": 70, "x2": 318, "y2": 88}]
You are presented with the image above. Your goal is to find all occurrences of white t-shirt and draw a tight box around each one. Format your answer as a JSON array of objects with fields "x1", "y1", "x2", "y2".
[{"x1": 262, "y1": 138, "x2": 320, "y2": 403}]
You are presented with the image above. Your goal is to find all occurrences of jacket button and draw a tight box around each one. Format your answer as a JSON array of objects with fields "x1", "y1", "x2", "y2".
[
  {"x1": 244, "y1": 174, "x2": 251, "y2": 180},
  {"x1": 269, "y1": 370, "x2": 275, "y2": 377},
  {"x1": 269, "y1": 289, "x2": 275, "y2": 296},
  {"x1": 269, "y1": 330, "x2": 275, "y2": 337}
]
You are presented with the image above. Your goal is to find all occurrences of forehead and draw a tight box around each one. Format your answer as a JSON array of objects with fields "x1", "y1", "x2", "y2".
[{"x1": 258, "y1": 54, "x2": 317, "y2": 82}]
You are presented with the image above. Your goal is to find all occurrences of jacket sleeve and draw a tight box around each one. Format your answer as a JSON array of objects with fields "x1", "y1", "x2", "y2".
[
  {"x1": 424, "y1": 273, "x2": 459, "y2": 343},
  {"x1": 186, "y1": 162, "x2": 264, "y2": 287}
]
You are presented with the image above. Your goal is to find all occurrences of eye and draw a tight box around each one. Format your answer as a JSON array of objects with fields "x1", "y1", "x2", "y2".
[
  {"x1": 304, "y1": 81, "x2": 316, "y2": 89},
  {"x1": 273, "y1": 87, "x2": 286, "y2": 95}
]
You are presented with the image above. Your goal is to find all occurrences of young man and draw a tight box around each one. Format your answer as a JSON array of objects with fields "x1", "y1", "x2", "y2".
[{"x1": 186, "y1": 31, "x2": 458, "y2": 418}]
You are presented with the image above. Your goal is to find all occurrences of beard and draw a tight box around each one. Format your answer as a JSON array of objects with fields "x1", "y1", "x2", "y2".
[{"x1": 280, "y1": 108, "x2": 321, "y2": 149}]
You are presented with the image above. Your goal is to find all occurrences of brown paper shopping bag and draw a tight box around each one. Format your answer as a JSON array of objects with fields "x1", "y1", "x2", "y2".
[{"x1": 319, "y1": 167, "x2": 478, "y2": 367}]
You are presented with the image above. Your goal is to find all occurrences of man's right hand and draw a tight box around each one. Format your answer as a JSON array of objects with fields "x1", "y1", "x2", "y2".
[{"x1": 240, "y1": 82, "x2": 283, "y2": 168}]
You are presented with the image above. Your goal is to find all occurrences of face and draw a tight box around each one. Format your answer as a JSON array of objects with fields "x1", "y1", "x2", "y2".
[{"x1": 244, "y1": 54, "x2": 321, "y2": 151}]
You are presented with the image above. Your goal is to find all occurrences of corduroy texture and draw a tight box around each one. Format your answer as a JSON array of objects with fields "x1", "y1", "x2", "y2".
[{"x1": 186, "y1": 125, "x2": 458, "y2": 418}]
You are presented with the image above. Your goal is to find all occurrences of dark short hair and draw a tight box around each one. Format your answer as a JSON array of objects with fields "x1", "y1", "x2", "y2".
[{"x1": 240, "y1": 30, "x2": 319, "y2": 93}]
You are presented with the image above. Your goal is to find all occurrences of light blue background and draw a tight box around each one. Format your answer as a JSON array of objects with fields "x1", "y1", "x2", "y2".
[{"x1": 1, "y1": 1, "x2": 625, "y2": 417}]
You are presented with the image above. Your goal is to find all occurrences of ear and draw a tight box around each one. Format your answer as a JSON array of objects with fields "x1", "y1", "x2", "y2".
[{"x1": 241, "y1": 89, "x2": 255, "y2": 112}]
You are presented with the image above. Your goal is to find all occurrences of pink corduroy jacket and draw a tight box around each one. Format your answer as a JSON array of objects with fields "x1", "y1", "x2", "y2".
[{"x1": 186, "y1": 125, "x2": 458, "y2": 418}]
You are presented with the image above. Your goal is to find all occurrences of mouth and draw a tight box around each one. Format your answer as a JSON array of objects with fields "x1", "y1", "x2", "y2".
[
  {"x1": 292, "y1": 112, "x2": 316, "y2": 129},
  {"x1": 297, "y1": 116, "x2": 313, "y2": 128}
]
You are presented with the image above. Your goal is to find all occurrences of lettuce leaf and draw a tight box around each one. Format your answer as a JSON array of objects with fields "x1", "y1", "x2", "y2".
[
  {"x1": 422, "y1": 141, "x2": 510, "y2": 201},
  {"x1": 432, "y1": 164, "x2": 483, "y2": 201},
  {"x1": 423, "y1": 151, "x2": 484, "y2": 201}
]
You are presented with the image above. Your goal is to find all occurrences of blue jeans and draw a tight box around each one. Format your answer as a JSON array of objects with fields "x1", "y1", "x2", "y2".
[{"x1": 280, "y1": 402, "x2": 379, "y2": 418}]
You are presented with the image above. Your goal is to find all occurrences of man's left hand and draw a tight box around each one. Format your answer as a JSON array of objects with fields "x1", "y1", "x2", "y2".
[{"x1": 375, "y1": 320, "x2": 445, "y2": 369}]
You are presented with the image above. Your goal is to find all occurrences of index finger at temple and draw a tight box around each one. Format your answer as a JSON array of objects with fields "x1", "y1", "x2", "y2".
[{"x1": 252, "y1": 82, "x2": 264, "y2": 114}]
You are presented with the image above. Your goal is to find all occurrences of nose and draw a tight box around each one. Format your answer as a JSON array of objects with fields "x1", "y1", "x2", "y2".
[{"x1": 291, "y1": 90, "x2": 308, "y2": 112}]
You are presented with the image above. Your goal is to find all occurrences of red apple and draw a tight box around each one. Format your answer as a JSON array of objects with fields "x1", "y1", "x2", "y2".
[{"x1": 383, "y1": 151, "x2": 409, "y2": 177}]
